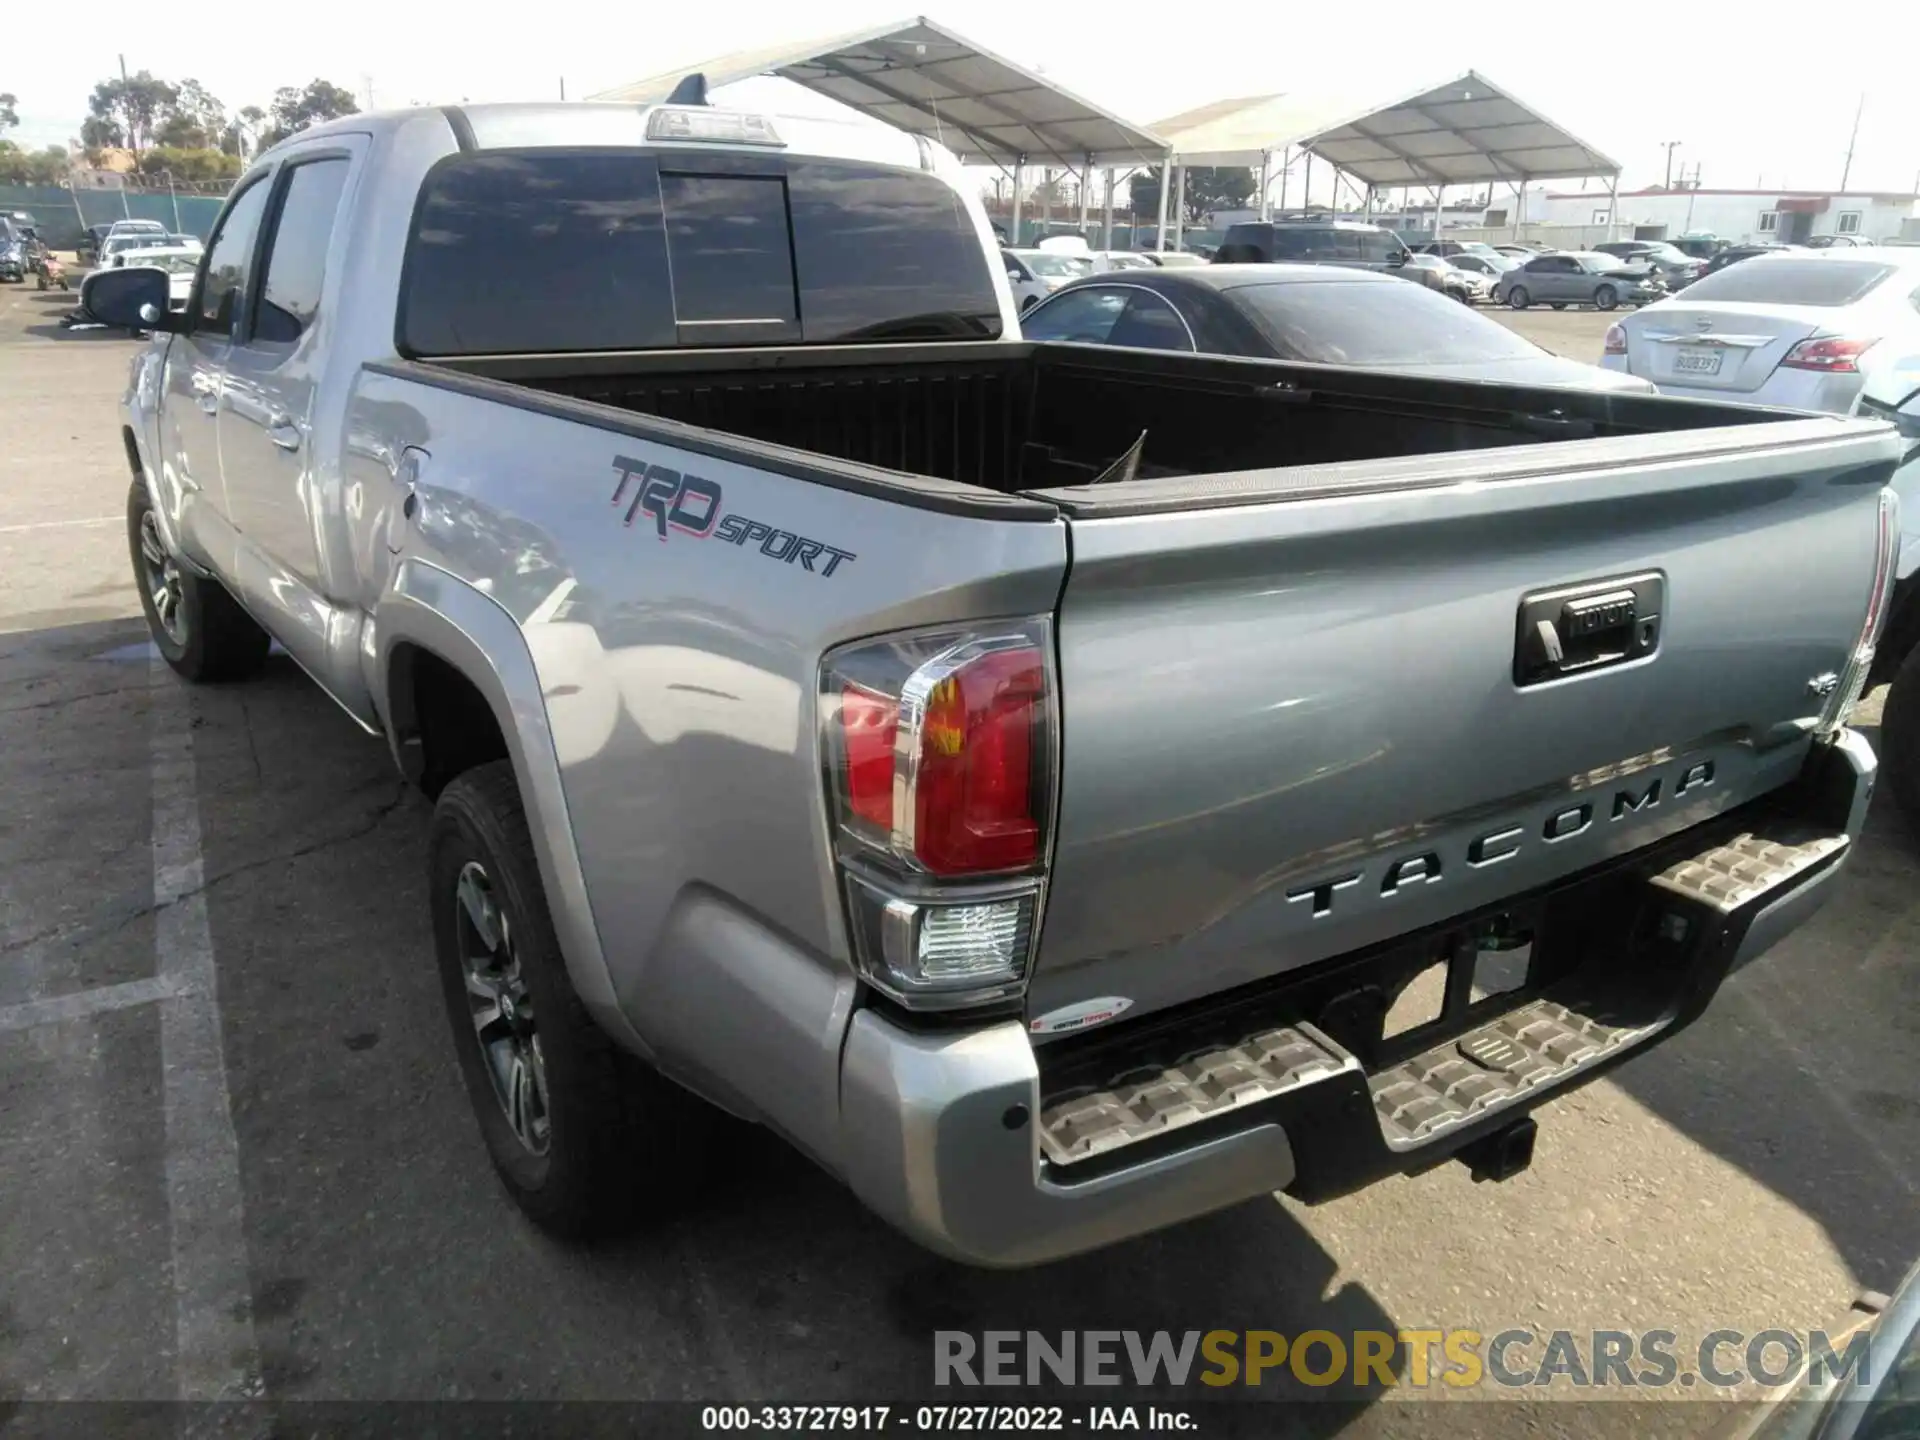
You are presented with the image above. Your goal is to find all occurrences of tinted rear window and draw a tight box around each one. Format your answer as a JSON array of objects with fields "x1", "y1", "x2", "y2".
[
  {"x1": 1679, "y1": 258, "x2": 1896, "y2": 307},
  {"x1": 401, "y1": 150, "x2": 1001, "y2": 354},
  {"x1": 1228, "y1": 279, "x2": 1542, "y2": 364}
]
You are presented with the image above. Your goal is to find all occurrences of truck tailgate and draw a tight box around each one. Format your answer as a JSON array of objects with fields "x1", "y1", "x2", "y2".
[{"x1": 1029, "y1": 418, "x2": 1900, "y2": 1029}]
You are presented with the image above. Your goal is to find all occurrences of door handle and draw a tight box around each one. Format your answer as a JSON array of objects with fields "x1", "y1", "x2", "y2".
[{"x1": 267, "y1": 418, "x2": 301, "y2": 452}]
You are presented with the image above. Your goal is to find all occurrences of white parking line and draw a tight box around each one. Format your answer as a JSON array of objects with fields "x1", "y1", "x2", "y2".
[
  {"x1": 0, "y1": 516, "x2": 121, "y2": 535},
  {"x1": 0, "y1": 972, "x2": 185, "y2": 1033},
  {"x1": 149, "y1": 655, "x2": 262, "y2": 1401}
]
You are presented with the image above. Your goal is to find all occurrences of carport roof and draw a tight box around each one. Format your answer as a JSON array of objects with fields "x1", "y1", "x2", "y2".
[
  {"x1": 589, "y1": 17, "x2": 1170, "y2": 169},
  {"x1": 1151, "y1": 72, "x2": 1619, "y2": 185}
]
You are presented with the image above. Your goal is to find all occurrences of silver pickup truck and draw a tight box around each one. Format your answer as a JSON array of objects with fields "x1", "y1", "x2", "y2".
[{"x1": 99, "y1": 99, "x2": 1903, "y2": 1268}]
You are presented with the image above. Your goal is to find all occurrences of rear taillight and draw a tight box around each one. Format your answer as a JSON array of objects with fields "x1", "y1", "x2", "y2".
[
  {"x1": 1819, "y1": 487, "x2": 1899, "y2": 736},
  {"x1": 1603, "y1": 324, "x2": 1628, "y2": 356},
  {"x1": 1780, "y1": 336, "x2": 1879, "y2": 373},
  {"x1": 822, "y1": 619, "x2": 1054, "y2": 1010}
]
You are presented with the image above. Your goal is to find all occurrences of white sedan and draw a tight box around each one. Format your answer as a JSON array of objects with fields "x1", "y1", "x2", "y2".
[
  {"x1": 1001, "y1": 248, "x2": 1094, "y2": 311},
  {"x1": 1599, "y1": 246, "x2": 1920, "y2": 413}
]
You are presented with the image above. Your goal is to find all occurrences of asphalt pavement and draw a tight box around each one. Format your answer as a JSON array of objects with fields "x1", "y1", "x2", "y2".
[{"x1": 0, "y1": 281, "x2": 1915, "y2": 1435}]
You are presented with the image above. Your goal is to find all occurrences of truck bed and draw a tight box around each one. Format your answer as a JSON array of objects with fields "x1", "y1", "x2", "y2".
[{"x1": 424, "y1": 341, "x2": 1787, "y2": 504}]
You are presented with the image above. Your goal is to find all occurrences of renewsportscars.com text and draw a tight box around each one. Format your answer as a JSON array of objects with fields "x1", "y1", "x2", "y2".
[{"x1": 934, "y1": 1328, "x2": 1873, "y2": 1391}]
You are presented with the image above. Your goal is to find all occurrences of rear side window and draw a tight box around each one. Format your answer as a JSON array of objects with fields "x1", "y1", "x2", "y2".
[
  {"x1": 255, "y1": 158, "x2": 350, "y2": 345},
  {"x1": 401, "y1": 150, "x2": 1002, "y2": 355},
  {"x1": 1680, "y1": 258, "x2": 1895, "y2": 307}
]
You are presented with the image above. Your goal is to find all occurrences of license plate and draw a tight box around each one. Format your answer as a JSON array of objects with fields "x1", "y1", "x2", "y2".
[{"x1": 1674, "y1": 348, "x2": 1723, "y2": 376}]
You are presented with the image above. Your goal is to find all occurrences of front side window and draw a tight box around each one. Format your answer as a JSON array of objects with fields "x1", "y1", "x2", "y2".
[
  {"x1": 255, "y1": 158, "x2": 350, "y2": 345},
  {"x1": 196, "y1": 179, "x2": 272, "y2": 334},
  {"x1": 1020, "y1": 287, "x2": 1131, "y2": 344}
]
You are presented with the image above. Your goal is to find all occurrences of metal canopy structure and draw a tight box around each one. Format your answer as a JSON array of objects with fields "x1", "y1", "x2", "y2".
[
  {"x1": 589, "y1": 16, "x2": 1169, "y2": 170},
  {"x1": 1146, "y1": 72, "x2": 1620, "y2": 249},
  {"x1": 1151, "y1": 72, "x2": 1618, "y2": 184}
]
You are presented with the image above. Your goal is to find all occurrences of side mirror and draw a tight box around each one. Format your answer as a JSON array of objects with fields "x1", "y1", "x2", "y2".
[
  {"x1": 82, "y1": 265, "x2": 179, "y2": 332},
  {"x1": 1006, "y1": 267, "x2": 1024, "y2": 283}
]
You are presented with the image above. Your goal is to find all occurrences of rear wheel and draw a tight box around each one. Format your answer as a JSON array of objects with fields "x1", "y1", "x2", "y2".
[
  {"x1": 1594, "y1": 285, "x2": 1619, "y2": 311},
  {"x1": 429, "y1": 761, "x2": 713, "y2": 1238},
  {"x1": 128, "y1": 478, "x2": 270, "y2": 682},
  {"x1": 1879, "y1": 648, "x2": 1920, "y2": 832},
  {"x1": 1506, "y1": 286, "x2": 1530, "y2": 309}
]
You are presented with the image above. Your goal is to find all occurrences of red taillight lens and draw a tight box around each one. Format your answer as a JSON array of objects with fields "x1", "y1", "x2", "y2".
[
  {"x1": 1780, "y1": 336, "x2": 1879, "y2": 373},
  {"x1": 840, "y1": 684, "x2": 898, "y2": 830},
  {"x1": 825, "y1": 622, "x2": 1053, "y2": 879},
  {"x1": 1603, "y1": 324, "x2": 1627, "y2": 356},
  {"x1": 912, "y1": 648, "x2": 1043, "y2": 875}
]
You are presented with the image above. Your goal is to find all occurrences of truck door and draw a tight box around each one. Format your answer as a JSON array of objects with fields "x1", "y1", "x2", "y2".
[
  {"x1": 160, "y1": 174, "x2": 273, "y2": 571},
  {"x1": 218, "y1": 141, "x2": 359, "y2": 615}
]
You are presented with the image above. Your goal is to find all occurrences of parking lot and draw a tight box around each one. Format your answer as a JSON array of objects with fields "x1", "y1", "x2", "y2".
[{"x1": 1, "y1": 278, "x2": 1917, "y2": 1431}]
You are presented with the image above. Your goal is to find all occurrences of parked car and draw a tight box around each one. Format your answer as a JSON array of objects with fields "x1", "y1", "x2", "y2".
[
  {"x1": 104, "y1": 218, "x2": 168, "y2": 244},
  {"x1": 1440, "y1": 252, "x2": 1516, "y2": 291},
  {"x1": 1019, "y1": 264, "x2": 1650, "y2": 391},
  {"x1": 1213, "y1": 219, "x2": 1411, "y2": 272},
  {"x1": 1494, "y1": 243, "x2": 1542, "y2": 258},
  {"x1": 1417, "y1": 239, "x2": 1502, "y2": 262},
  {"x1": 1592, "y1": 240, "x2": 1704, "y2": 290},
  {"x1": 1494, "y1": 251, "x2": 1665, "y2": 310},
  {"x1": 1400, "y1": 251, "x2": 1482, "y2": 303},
  {"x1": 1805, "y1": 234, "x2": 1864, "y2": 249},
  {"x1": 1093, "y1": 251, "x2": 1156, "y2": 272},
  {"x1": 1671, "y1": 234, "x2": 1726, "y2": 260},
  {"x1": 0, "y1": 217, "x2": 24, "y2": 283},
  {"x1": 82, "y1": 244, "x2": 203, "y2": 324},
  {"x1": 1599, "y1": 247, "x2": 1920, "y2": 413},
  {"x1": 77, "y1": 223, "x2": 117, "y2": 266},
  {"x1": 1697, "y1": 242, "x2": 1800, "y2": 279},
  {"x1": 98, "y1": 99, "x2": 1897, "y2": 1268},
  {"x1": 1002, "y1": 247, "x2": 1093, "y2": 310},
  {"x1": 1138, "y1": 250, "x2": 1206, "y2": 268}
]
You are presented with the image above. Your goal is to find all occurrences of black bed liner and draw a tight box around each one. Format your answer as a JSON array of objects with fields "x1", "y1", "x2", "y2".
[{"x1": 379, "y1": 340, "x2": 1827, "y2": 519}]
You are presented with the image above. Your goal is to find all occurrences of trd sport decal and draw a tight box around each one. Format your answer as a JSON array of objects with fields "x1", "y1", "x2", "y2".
[{"x1": 610, "y1": 454, "x2": 857, "y2": 577}]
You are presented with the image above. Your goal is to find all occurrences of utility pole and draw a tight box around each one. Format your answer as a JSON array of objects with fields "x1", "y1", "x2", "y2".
[
  {"x1": 1839, "y1": 93, "x2": 1865, "y2": 191},
  {"x1": 1661, "y1": 140, "x2": 1682, "y2": 189}
]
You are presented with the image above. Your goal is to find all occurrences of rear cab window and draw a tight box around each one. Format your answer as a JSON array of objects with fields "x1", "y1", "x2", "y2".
[
  {"x1": 401, "y1": 149, "x2": 1003, "y2": 355},
  {"x1": 1679, "y1": 259, "x2": 1896, "y2": 307}
]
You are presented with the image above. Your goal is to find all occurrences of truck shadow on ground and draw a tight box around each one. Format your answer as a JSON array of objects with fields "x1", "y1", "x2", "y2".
[
  {"x1": 104, "y1": 631, "x2": 1406, "y2": 1423},
  {"x1": 1606, "y1": 714, "x2": 1920, "y2": 1297}
]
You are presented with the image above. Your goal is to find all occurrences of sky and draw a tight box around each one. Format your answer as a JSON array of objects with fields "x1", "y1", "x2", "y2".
[{"x1": 8, "y1": 0, "x2": 1919, "y2": 199}]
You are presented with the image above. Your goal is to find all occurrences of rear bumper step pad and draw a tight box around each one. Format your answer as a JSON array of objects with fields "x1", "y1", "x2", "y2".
[
  {"x1": 1369, "y1": 998, "x2": 1663, "y2": 1150},
  {"x1": 1038, "y1": 1026, "x2": 1357, "y2": 1168}
]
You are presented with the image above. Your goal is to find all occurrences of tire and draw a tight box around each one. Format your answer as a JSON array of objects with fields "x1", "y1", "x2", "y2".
[
  {"x1": 128, "y1": 477, "x2": 271, "y2": 682},
  {"x1": 1879, "y1": 647, "x2": 1920, "y2": 832},
  {"x1": 1594, "y1": 285, "x2": 1619, "y2": 311},
  {"x1": 1507, "y1": 286, "x2": 1530, "y2": 310},
  {"x1": 429, "y1": 761, "x2": 712, "y2": 1238}
]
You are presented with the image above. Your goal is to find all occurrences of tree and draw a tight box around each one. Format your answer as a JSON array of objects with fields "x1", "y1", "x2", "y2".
[
  {"x1": 0, "y1": 143, "x2": 70, "y2": 186},
  {"x1": 1127, "y1": 165, "x2": 1257, "y2": 225},
  {"x1": 220, "y1": 105, "x2": 266, "y2": 158},
  {"x1": 0, "y1": 92, "x2": 18, "y2": 134},
  {"x1": 259, "y1": 79, "x2": 359, "y2": 147},
  {"x1": 86, "y1": 71, "x2": 178, "y2": 155},
  {"x1": 156, "y1": 79, "x2": 226, "y2": 150},
  {"x1": 138, "y1": 145, "x2": 243, "y2": 183}
]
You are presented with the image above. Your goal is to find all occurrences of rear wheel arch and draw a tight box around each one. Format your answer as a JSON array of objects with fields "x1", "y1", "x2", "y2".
[{"x1": 386, "y1": 639, "x2": 513, "y2": 800}]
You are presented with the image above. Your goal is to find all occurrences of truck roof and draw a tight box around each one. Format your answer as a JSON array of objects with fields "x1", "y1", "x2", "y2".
[{"x1": 261, "y1": 101, "x2": 936, "y2": 174}]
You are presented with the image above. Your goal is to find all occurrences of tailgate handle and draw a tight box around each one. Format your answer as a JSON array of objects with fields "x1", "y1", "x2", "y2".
[{"x1": 1514, "y1": 574, "x2": 1664, "y2": 687}]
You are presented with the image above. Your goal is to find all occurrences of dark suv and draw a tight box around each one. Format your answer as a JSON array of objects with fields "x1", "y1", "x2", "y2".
[{"x1": 1214, "y1": 220, "x2": 1411, "y2": 272}]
